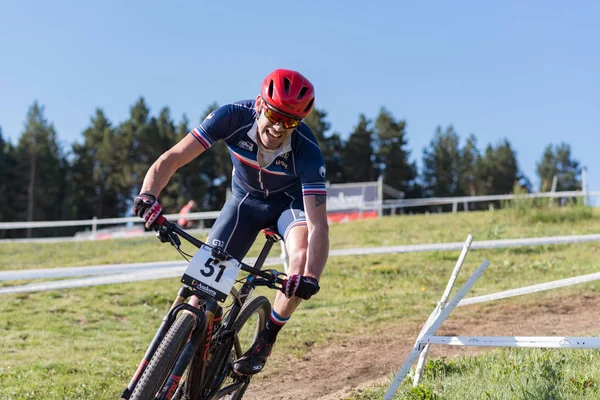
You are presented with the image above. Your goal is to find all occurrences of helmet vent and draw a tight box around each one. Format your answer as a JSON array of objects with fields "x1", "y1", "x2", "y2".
[
  {"x1": 304, "y1": 98, "x2": 314, "y2": 112},
  {"x1": 268, "y1": 80, "x2": 275, "y2": 98},
  {"x1": 283, "y1": 77, "x2": 291, "y2": 94},
  {"x1": 298, "y1": 86, "x2": 308, "y2": 99}
]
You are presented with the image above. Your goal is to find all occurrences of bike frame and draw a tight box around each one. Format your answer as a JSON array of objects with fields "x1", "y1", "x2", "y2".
[{"x1": 121, "y1": 219, "x2": 284, "y2": 400}]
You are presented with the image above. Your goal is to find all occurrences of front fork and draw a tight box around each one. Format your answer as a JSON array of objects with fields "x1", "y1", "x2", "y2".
[
  {"x1": 120, "y1": 286, "x2": 204, "y2": 400},
  {"x1": 159, "y1": 300, "x2": 221, "y2": 400}
]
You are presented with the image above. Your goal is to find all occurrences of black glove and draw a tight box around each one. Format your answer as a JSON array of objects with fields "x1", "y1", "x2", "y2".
[
  {"x1": 282, "y1": 275, "x2": 320, "y2": 300},
  {"x1": 133, "y1": 192, "x2": 162, "y2": 228}
]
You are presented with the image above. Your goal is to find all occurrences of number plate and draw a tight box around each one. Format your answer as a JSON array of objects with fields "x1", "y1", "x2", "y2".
[{"x1": 181, "y1": 245, "x2": 241, "y2": 302}]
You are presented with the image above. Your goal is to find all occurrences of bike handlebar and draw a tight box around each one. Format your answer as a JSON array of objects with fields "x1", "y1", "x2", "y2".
[{"x1": 153, "y1": 215, "x2": 286, "y2": 288}]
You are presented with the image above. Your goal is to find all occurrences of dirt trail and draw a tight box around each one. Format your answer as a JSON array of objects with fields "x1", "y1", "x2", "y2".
[{"x1": 243, "y1": 293, "x2": 600, "y2": 400}]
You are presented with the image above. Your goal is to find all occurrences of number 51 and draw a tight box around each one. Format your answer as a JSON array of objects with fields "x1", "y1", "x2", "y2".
[{"x1": 202, "y1": 258, "x2": 227, "y2": 282}]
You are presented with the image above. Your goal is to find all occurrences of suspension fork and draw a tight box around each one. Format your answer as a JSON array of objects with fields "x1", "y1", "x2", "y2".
[
  {"x1": 196, "y1": 300, "x2": 222, "y2": 392},
  {"x1": 156, "y1": 307, "x2": 207, "y2": 400},
  {"x1": 120, "y1": 286, "x2": 201, "y2": 400}
]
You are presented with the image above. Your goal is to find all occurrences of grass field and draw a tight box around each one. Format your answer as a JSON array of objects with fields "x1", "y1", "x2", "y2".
[
  {"x1": 349, "y1": 348, "x2": 600, "y2": 400},
  {"x1": 1, "y1": 206, "x2": 599, "y2": 399}
]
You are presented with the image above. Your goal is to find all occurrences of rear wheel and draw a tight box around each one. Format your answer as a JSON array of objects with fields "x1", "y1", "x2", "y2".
[
  {"x1": 188, "y1": 296, "x2": 271, "y2": 400},
  {"x1": 129, "y1": 312, "x2": 198, "y2": 400}
]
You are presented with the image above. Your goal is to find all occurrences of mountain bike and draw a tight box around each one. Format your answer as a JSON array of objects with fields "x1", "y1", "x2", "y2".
[{"x1": 120, "y1": 215, "x2": 286, "y2": 400}]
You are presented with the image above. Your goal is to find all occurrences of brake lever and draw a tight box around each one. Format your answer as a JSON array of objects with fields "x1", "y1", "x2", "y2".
[
  {"x1": 265, "y1": 269, "x2": 286, "y2": 280},
  {"x1": 168, "y1": 231, "x2": 181, "y2": 249},
  {"x1": 156, "y1": 227, "x2": 181, "y2": 249},
  {"x1": 265, "y1": 269, "x2": 287, "y2": 290}
]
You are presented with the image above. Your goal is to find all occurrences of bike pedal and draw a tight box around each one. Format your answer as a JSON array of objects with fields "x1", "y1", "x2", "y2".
[{"x1": 231, "y1": 368, "x2": 248, "y2": 378}]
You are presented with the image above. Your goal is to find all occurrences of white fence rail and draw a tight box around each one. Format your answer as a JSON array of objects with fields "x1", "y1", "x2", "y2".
[
  {"x1": 0, "y1": 190, "x2": 596, "y2": 235},
  {"x1": 385, "y1": 234, "x2": 600, "y2": 399},
  {"x1": 381, "y1": 190, "x2": 598, "y2": 213}
]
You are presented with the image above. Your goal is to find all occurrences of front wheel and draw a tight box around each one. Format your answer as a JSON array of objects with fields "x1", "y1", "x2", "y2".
[
  {"x1": 205, "y1": 295, "x2": 271, "y2": 400},
  {"x1": 129, "y1": 312, "x2": 198, "y2": 400}
]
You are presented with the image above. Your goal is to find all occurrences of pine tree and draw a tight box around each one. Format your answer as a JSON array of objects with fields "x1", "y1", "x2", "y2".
[
  {"x1": 373, "y1": 108, "x2": 418, "y2": 197},
  {"x1": 66, "y1": 109, "x2": 132, "y2": 219},
  {"x1": 14, "y1": 102, "x2": 67, "y2": 236},
  {"x1": 0, "y1": 128, "x2": 20, "y2": 231},
  {"x1": 489, "y1": 139, "x2": 520, "y2": 194},
  {"x1": 304, "y1": 108, "x2": 345, "y2": 183},
  {"x1": 341, "y1": 114, "x2": 377, "y2": 182},
  {"x1": 421, "y1": 125, "x2": 461, "y2": 197},
  {"x1": 458, "y1": 134, "x2": 480, "y2": 196},
  {"x1": 536, "y1": 143, "x2": 581, "y2": 191}
]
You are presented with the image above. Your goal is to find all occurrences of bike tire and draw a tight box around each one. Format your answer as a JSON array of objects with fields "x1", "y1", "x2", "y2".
[
  {"x1": 188, "y1": 295, "x2": 271, "y2": 400},
  {"x1": 216, "y1": 295, "x2": 271, "y2": 399},
  {"x1": 129, "y1": 312, "x2": 198, "y2": 400}
]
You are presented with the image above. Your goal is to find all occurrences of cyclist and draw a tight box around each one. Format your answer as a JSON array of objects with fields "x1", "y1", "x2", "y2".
[{"x1": 133, "y1": 68, "x2": 329, "y2": 376}]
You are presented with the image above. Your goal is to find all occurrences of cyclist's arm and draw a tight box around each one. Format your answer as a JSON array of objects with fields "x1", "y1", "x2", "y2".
[
  {"x1": 140, "y1": 104, "x2": 242, "y2": 196},
  {"x1": 303, "y1": 194, "x2": 329, "y2": 281},
  {"x1": 140, "y1": 134, "x2": 206, "y2": 196}
]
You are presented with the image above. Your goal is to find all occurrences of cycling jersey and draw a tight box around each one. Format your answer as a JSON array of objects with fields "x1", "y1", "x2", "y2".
[{"x1": 189, "y1": 100, "x2": 327, "y2": 199}]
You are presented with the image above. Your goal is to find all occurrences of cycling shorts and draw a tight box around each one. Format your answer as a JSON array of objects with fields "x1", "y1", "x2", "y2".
[{"x1": 207, "y1": 184, "x2": 307, "y2": 261}]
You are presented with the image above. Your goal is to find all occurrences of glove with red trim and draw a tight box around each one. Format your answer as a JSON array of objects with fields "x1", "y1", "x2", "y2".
[
  {"x1": 282, "y1": 275, "x2": 320, "y2": 300},
  {"x1": 133, "y1": 192, "x2": 162, "y2": 229}
]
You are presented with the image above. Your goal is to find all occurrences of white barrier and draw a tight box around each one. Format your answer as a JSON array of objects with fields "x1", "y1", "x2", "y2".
[
  {"x1": 421, "y1": 336, "x2": 600, "y2": 349},
  {"x1": 412, "y1": 234, "x2": 473, "y2": 385},
  {"x1": 385, "y1": 234, "x2": 600, "y2": 399},
  {"x1": 4, "y1": 232, "x2": 600, "y2": 283},
  {"x1": 385, "y1": 257, "x2": 491, "y2": 399},
  {"x1": 459, "y1": 271, "x2": 600, "y2": 307},
  {"x1": 1, "y1": 190, "x2": 597, "y2": 233},
  {"x1": 0, "y1": 257, "x2": 287, "y2": 295}
]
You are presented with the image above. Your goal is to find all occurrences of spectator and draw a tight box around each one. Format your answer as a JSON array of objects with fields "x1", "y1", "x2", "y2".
[{"x1": 177, "y1": 200, "x2": 197, "y2": 228}]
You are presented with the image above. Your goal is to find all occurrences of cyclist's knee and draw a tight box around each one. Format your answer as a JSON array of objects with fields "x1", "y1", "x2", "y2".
[{"x1": 287, "y1": 246, "x2": 307, "y2": 270}]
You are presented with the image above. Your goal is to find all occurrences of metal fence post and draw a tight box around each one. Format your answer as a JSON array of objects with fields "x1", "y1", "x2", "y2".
[
  {"x1": 412, "y1": 235, "x2": 473, "y2": 387},
  {"x1": 582, "y1": 167, "x2": 588, "y2": 206},
  {"x1": 92, "y1": 217, "x2": 98, "y2": 241}
]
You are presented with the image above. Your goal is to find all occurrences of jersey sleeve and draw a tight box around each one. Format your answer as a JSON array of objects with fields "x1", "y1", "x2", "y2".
[
  {"x1": 188, "y1": 104, "x2": 242, "y2": 150},
  {"x1": 295, "y1": 135, "x2": 327, "y2": 197}
]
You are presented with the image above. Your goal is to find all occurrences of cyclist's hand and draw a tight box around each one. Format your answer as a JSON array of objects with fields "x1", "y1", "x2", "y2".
[
  {"x1": 133, "y1": 192, "x2": 162, "y2": 229},
  {"x1": 282, "y1": 275, "x2": 320, "y2": 300}
]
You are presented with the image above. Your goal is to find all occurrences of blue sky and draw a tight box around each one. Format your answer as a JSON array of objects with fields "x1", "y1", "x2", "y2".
[{"x1": 1, "y1": 1, "x2": 598, "y2": 192}]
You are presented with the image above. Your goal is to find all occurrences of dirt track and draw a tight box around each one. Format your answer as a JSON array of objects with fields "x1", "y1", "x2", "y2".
[{"x1": 243, "y1": 292, "x2": 600, "y2": 400}]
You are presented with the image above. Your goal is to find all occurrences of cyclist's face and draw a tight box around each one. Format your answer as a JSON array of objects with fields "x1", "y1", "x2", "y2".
[{"x1": 255, "y1": 95, "x2": 296, "y2": 150}]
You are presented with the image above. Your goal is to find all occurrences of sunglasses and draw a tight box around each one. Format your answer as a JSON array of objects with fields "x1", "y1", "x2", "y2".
[{"x1": 262, "y1": 104, "x2": 302, "y2": 129}]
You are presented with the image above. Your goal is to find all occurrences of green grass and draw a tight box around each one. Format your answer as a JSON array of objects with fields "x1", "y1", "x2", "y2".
[
  {"x1": 348, "y1": 349, "x2": 600, "y2": 399},
  {"x1": 3, "y1": 207, "x2": 600, "y2": 271},
  {"x1": 1, "y1": 206, "x2": 600, "y2": 399}
]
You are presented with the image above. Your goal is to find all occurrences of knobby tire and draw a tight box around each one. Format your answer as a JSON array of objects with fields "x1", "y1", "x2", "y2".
[
  {"x1": 129, "y1": 312, "x2": 198, "y2": 400},
  {"x1": 187, "y1": 296, "x2": 271, "y2": 400}
]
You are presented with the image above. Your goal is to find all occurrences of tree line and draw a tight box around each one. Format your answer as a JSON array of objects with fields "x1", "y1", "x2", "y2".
[{"x1": 0, "y1": 99, "x2": 583, "y2": 238}]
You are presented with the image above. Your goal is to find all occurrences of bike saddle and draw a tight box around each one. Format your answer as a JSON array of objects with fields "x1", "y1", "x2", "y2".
[{"x1": 261, "y1": 227, "x2": 282, "y2": 241}]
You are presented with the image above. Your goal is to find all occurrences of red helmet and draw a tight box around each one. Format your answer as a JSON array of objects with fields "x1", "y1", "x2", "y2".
[{"x1": 261, "y1": 69, "x2": 315, "y2": 119}]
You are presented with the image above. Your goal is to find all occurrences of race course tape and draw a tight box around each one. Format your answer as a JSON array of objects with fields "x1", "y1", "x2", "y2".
[{"x1": 2, "y1": 233, "x2": 600, "y2": 295}]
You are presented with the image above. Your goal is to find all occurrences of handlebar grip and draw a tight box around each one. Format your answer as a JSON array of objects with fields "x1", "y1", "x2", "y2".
[{"x1": 155, "y1": 215, "x2": 167, "y2": 226}]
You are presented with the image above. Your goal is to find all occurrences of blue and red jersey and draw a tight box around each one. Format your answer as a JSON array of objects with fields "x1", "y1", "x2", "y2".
[{"x1": 189, "y1": 99, "x2": 327, "y2": 198}]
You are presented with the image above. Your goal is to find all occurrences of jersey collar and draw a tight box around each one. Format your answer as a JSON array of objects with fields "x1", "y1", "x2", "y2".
[{"x1": 247, "y1": 120, "x2": 293, "y2": 156}]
